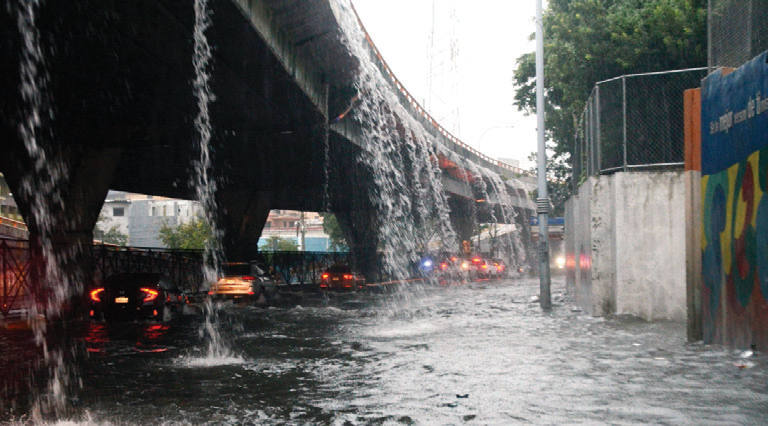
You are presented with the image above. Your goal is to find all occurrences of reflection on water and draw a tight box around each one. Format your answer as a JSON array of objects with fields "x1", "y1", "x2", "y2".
[{"x1": 3, "y1": 278, "x2": 767, "y2": 424}]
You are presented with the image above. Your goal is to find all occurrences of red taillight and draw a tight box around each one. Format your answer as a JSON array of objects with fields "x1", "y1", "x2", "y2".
[
  {"x1": 140, "y1": 288, "x2": 159, "y2": 302},
  {"x1": 472, "y1": 257, "x2": 481, "y2": 263},
  {"x1": 90, "y1": 288, "x2": 105, "y2": 302},
  {"x1": 343, "y1": 274, "x2": 353, "y2": 280},
  {"x1": 440, "y1": 262, "x2": 448, "y2": 269},
  {"x1": 481, "y1": 264, "x2": 488, "y2": 269},
  {"x1": 322, "y1": 273, "x2": 329, "y2": 280},
  {"x1": 242, "y1": 275, "x2": 256, "y2": 281}
]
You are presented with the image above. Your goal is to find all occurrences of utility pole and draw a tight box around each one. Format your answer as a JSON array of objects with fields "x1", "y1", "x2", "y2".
[{"x1": 536, "y1": 0, "x2": 551, "y2": 311}]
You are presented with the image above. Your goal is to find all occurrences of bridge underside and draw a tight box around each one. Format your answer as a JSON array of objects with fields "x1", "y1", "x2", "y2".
[{"x1": 1, "y1": 0, "x2": 535, "y2": 277}]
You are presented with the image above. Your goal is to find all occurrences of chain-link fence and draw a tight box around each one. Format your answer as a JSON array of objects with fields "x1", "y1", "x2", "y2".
[
  {"x1": 709, "y1": 0, "x2": 768, "y2": 70},
  {"x1": 572, "y1": 68, "x2": 708, "y2": 189}
]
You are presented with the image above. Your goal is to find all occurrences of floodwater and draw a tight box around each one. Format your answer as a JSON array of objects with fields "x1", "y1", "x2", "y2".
[{"x1": 2, "y1": 277, "x2": 767, "y2": 425}]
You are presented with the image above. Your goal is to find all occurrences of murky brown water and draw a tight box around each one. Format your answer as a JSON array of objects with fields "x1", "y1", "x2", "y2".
[{"x1": 2, "y1": 277, "x2": 767, "y2": 425}]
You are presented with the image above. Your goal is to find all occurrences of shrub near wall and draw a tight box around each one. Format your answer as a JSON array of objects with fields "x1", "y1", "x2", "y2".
[{"x1": 701, "y1": 52, "x2": 768, "y2": 350}]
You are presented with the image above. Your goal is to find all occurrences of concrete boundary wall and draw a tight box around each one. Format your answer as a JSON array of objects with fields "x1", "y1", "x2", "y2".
[{"x1": 566, "y1": 172, "x2": 687, "y2": 321}]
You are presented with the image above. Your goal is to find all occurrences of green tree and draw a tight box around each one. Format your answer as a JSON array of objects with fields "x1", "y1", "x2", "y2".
[
  {"x1": 157, "y1": 216, "x2": 212, "y2": 250},
  {"x1": 319, "y1": 212, "x2": 348, "y2": 251},
  {"x1": 513, "y1": 0, "x2": 707, "y2": 159},
  {"x1": 259, "y1": 236, "x2": 299, "y2": 251},
  {"x1": 94, "y1": 213, "x2": 128, "y2": 246}
]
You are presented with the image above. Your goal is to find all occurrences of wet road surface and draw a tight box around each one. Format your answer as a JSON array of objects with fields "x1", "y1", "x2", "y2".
[{"x1": 2, "y1": 277, "x2": 767, "y2": 424}]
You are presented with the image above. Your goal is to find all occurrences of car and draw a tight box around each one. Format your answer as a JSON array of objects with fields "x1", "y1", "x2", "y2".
[
  {"x1": 88, "y1": 273, "x2": 187, "y2": 322},
  {"x1": 419, "y1": 256, "x2": 437, "y2": 277},
  {"x1": 208, "y1": 261, "x2": 276, "y2": 302},
  {"x1": 490, "y1": 259, "x2": 508, "y2": 279},
  {"x1": 474, "y1": 258, "x2": 499, "y2": 280},
  {"x1": 320, "y1": 264, "x2": 365, "y2": 290},
  {"x1": 435, "y1": 255, "x2": 463, "y2": 283}
]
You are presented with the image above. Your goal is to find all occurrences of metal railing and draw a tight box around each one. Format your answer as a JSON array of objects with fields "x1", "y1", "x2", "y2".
[
  {"x1": 349, "y1": 3, "x2": 529, "y2": 177},
  {"x1": 572, "y1": 67, "x2": 708, "y2": 190},
  {"x1": 0, "y1": 238, "x2": 205, "y2": 318}
]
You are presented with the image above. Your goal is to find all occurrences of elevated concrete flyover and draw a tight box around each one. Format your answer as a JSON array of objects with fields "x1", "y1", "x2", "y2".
[{"x1": 0, "y1": 0, "x2": 534, "y2": 275}]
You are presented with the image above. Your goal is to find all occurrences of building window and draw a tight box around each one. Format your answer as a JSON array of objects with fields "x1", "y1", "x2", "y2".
[
  {"x1": 113, "y1": 207, "x2": 124, "y2": 217},
  {"x1": 162, "y1": 206, "x2": 167, "y2": 216}
]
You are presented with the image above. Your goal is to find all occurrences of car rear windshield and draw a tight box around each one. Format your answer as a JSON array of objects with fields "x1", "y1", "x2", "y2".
[
  {"x1": 327, "y1": 265, "x2": 351, "y2": 273},
  {"x1": 221, "y1": 263, "x2": 252, "y2": 276}
]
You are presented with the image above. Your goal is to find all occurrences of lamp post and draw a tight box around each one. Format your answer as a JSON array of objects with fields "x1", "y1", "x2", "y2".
[{"x1": 535, "y1": 0, "x2": 551, "y2": 311}]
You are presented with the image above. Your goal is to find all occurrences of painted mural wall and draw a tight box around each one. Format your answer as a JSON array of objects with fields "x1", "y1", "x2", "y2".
[{"x1": 701, "y1": 52, "x2": 768, "y2": 350}]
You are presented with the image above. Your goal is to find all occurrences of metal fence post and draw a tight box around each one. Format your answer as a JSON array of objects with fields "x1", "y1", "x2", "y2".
[
  {"x1": 622, "y1": 76, "x2": 628, "y2": 172},
  {"x1": 596, "y1": 84, "x2": 601, "y2": 173}
]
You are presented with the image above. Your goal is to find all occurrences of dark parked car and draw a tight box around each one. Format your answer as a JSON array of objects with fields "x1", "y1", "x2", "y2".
[
  {"x1": 320, "y1": 264, "x2": 365, "y2": 290},
  {"x1": 89, "y1": 273, "x2": 187, "y2": 321}
]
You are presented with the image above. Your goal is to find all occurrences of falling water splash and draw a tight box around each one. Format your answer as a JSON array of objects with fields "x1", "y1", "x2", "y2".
[
  {"x1": 336, "y1": 0, "x2": 535, "y2": 294},
  {"x1": 15, "y1": 0, "x2": 81, "y2": 420},
  {"x1": 335, "y1": 0, "x2": 459, "y2": 284},
  {"x1": 456, "y1": 151, "x2": 532, "y2": 271},
  {"x1": 190, "y1": 0, "x2": 232, "y2": 361}
]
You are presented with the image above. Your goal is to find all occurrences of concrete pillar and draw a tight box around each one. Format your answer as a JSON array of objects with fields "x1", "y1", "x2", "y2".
[
  {"x1": 217, "y1": 189, "x2": 273, "y2": 261},
  {"x1": 1, "y1": 145, "x2": 122, "y2": 317},
  {"x1": 684, "y1": 88, "x2": 703, "y2": 341},
  {"x1": 334, "y1": 208, "x2": 380, "y2": 281},
  {"x1": 447, "y1": 196, "x2": 476, "y2": 254}
]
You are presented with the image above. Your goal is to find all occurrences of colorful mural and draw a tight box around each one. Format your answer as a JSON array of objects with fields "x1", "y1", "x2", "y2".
[{"x1": 701, "y1": 52, "x2": 768, "y2": 350}]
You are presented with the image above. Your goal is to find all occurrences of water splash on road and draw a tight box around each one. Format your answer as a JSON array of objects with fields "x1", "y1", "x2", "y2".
[{"x1": 190, "y1": 0, "x2": 230, "y2": 362}]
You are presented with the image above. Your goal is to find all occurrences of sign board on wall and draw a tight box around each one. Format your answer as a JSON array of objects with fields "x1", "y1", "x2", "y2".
[{"x1": 700, "y1": 51, "x2": 768, "y2": 350}]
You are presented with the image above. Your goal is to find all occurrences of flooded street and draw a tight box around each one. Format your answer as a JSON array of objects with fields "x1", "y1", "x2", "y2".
[{"x1": 3, "y1": 277, "x2": 765, "y2": 424}]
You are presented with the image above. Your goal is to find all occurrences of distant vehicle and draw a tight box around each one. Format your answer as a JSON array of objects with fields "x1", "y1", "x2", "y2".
[
  {"x1": 209, "y1": 261, "x2": 277, "y2": 302},
  {"x1": 436, "y1": 255, "x2": 463, "y2": 283},
  {"x1": 320, "y1": 264, "x2": 365, "y2": 290},
  {"x1": 459, "y1": 258, "x2": 475, "y2": 281},
  {"x1": 419, "y1": 256, "x2": 436, "y2": 277},
  {"x1": 474, "y1": 257, "x2": 499, "y2": 280},
  {"x1": 89, "y1": 273, "x2": 187, "y2": 322},
  {"x1": 490, "y1": 259, "x2": 508, "y2": 279}
]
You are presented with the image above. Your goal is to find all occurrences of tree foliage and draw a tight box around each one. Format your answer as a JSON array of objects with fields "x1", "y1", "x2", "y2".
[
  {"x1": 158, "y1": 216, "x2": 212, "y2": 250},
  {"x1": 319, "y1": 212, "x2": 348, "y2": 251},
  {"x1": 528, "y1": 146, "x2": 571, "y2": 217},
  {"x1": 94, "y1": 213, "x2": 128, "y2": 246},
  {"x1": 514, "y1": 0, "x2": 707, "y2": 159},
  {"x1": 259, "y1": 236, "x2": 299, "y2": 252}
]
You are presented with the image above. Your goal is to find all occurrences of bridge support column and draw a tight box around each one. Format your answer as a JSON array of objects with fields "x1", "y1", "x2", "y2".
[
  {"x1": 334, "y1": 209, "x2": 380, "y2": 281},
  {"x1": 448, "y1": 197, "x2": 476, "y2": 252},
  {"x1": 218, "y1": 189, "x2": 273, "y2": 260},
  {"x1": 1, "y1": 146, "x2": 122, "y2": 317}
]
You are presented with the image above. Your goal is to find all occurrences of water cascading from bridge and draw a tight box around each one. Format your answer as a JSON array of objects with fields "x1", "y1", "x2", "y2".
[
  {"x1": 462, "y1": 157, "x2": 532, "y2": 272},
  {"x1": 14, "y1": 0, "x2": 81, "y2": 419},
  {"x1": 189, "y1": 0, "x2": 239, "y2": 364},
  {"x1": 335, "y1": 0, "x2": 531, "y2": 280},
  {"x1": 336, "y1": 0, "x2": 458, "y2": 284}
]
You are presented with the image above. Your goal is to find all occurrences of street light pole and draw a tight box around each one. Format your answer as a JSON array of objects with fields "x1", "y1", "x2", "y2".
[{"x1": 535, "y1": 0, "x2": 551, "y2": 311}]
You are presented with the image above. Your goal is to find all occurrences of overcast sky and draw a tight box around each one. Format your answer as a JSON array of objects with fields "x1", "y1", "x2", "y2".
[{"x1": 352, "y1": 0, "x2": 541, "y2": 169}]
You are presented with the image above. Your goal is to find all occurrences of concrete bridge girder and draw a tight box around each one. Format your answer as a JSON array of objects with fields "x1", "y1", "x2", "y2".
[{"x1": 0, "y1": 0, "x2": 536, "y2": 280}]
